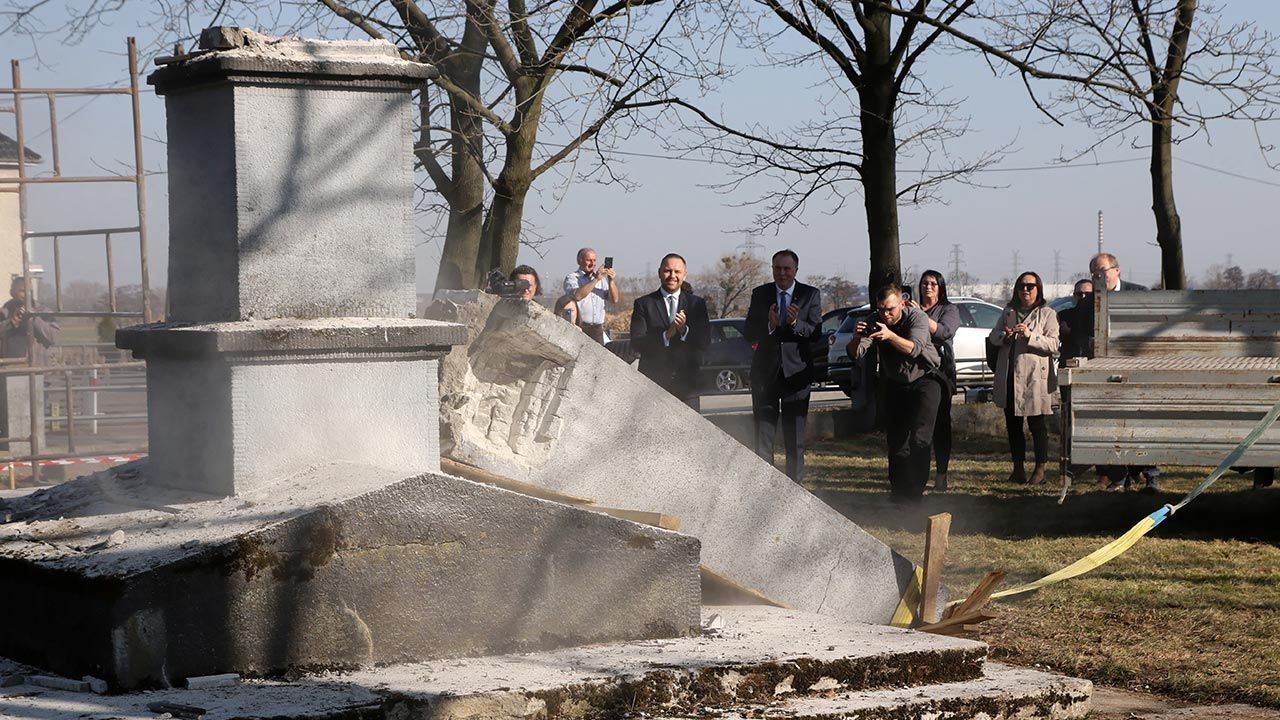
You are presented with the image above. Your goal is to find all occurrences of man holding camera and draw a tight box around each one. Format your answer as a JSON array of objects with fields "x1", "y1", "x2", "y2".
[
  {"x1": 630, "y1": 253, "x2": 710, "y2": 406},
  {"x1": 745, "y1": 249, "x2": 821, "y2": 482},
  {"x1": 849, "y1": 285, "x2": 942, "y2": 501},
  {"x1": 564, "y1": 247, "x2": 618, "y2": 344}
]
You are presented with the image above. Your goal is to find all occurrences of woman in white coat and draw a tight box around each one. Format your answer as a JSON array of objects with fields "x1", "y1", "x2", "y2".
[{"x1": 988, "y1": 271, "x2": 1059, "y2": 485}]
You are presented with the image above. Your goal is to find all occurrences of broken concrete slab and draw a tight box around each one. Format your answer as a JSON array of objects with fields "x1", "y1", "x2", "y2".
[
  {"x1": 0, "y1": 461, "x2": 700, "y2": 689},
  {"x1": 428, "y1": 293, "x2": 921, "y2": 625},
  {"x1": 0, "y1": 606, "x2": 987, "y2": 719},
  {"x1": 717, "y1": 662, "x2": 1091, "y2": 719}
]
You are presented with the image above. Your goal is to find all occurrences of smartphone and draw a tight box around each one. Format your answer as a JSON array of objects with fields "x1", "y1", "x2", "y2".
[{"x1": 603, "y1": 256, "x2": 614, "y2": 269}]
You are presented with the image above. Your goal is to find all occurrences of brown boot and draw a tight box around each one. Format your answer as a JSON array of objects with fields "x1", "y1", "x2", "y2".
[
  {"x1": 1008, "y1": 461, "x2": 1027, "y2": 484},
  {"x1": 1028, "y1": 463, "x2": 1047, "y2": 485}
]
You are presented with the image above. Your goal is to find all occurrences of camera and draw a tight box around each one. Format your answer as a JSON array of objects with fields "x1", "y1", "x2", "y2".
[
  {"x1": 859, "y1": 320, "x2": 878, "y2": 337},
  {"x1": 484, "y1": 270, "x2": 530, "y2": 298}
]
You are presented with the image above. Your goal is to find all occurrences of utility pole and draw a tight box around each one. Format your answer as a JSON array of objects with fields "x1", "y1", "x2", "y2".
[
  {"x1": 735, "y1": 231, "x2": 765, "y2": 258},
  {"x1": 1011, "y1": 250, "x2": 1021, "y2": 280},
  {"x1": 1053, "y1": 250, "x2": 1062, "y2": 285},
  {"x1": 1097, "y1": 210, "x2": 1104, "y2": 255}
]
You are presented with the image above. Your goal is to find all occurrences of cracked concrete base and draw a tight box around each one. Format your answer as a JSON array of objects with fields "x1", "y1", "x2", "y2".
[
  {"x1": 0, "y1": 606, "x2": 1006, "y2": 719},
  {"x1": 428, "y1": 293, "x2": 922, "y2": 625},
  {"x1": 0, "y1": 461, "x2": 700, "y2": 689}
]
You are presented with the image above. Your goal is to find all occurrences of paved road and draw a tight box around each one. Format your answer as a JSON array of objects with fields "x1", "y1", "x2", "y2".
[{"x1": 698, "y1": 387, "x2": 850, "y2": 415}]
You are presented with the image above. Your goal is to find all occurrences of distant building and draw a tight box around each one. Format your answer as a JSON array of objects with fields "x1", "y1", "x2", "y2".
[{"x1": 0, "y1": 131, "x2": 42, "y2": 287}]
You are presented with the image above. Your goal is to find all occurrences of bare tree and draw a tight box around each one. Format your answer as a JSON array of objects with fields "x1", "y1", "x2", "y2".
[
  {"x1": 807, "y1": 274, "x2": 862, "y2": 310},
  {"x1": 694, "y1": 252, "x2": 767, "y2": 318},
  {"x1": 879, "y1": 0, "x2": 1280, "y2": 290},
  {"x1": 5, "y1": 1, "x2": 716, "y2": 290},
  {"x1": 1247, "y1": 268, "x2": 1279, "y2": 290},
  {"x1": 673, "y1": 1, "x2": 1007, "y2": 293}
]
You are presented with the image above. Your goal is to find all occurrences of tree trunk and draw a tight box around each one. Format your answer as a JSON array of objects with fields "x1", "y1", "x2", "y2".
[
  {"x1": 477, "y1": 80, "x2": 544, "y2": 278},
  {"x1": 432, "y1": 13, "x2": 490, "y2": 291},
  {"x1": 859, "y1": 79, "x2": 902, "y2": 294},
  {"x1": 1149, "y1": 115, "x2": 1185, "y2": 290},
  {"x1": 434, "y1": 102, "x2": 487, "y2": 290}
]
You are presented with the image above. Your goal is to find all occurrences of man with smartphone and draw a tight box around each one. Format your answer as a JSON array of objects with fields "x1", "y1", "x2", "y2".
[
  {"x1": 848, "y1": 284, "x2": 941, "y2": 501},
  {"x1": 564, "y1": 247, "x2": 618, "y2": 344}
]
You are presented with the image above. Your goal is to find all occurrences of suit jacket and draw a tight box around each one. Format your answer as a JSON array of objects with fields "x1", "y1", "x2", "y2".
[
  {"x1": 744, "y1": 281, "x2": 822, "y2": 391},
  {"x1": 1119, "y1": 279, "x2": 1148, "y2": 292},
  {"x1": 630, "y1": 289, "x2": 711, "y2": 400}
]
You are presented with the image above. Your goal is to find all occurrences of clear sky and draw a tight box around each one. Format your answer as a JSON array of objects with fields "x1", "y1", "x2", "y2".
[{"x1": 4, "y1": 2, "x2": 1279, "y2": 295}]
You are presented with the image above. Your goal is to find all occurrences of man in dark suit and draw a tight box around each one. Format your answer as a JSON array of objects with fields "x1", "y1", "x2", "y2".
[
  {"x1": 744, "y1": 249, "x2": 822, "y2": 482},
  {"x1": 630, "y1": 253, "x2": 711, "y2": 406},
  {"x1": 1088, "y1": 252, "x2": 1159, "y2": 493}
]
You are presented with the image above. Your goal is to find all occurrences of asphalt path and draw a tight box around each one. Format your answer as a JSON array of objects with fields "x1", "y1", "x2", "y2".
[{"x1": 698, "y1": 387, "x2": 850, "y2": 415}]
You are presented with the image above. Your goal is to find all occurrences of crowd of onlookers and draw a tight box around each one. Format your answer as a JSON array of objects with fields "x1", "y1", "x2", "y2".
[{"x1": 504, "y1": 248, "x2": 1248, "y2": 499}]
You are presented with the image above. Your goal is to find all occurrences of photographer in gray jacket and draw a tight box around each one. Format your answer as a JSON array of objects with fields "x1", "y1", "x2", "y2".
[{"x1": 848, "y1": 285, "x2": 942, "y2": 501}]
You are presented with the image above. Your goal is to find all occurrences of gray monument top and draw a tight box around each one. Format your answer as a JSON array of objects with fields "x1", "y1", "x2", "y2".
[{"x1": 149, "y1": 27, "x2": 436, "y2": 95}]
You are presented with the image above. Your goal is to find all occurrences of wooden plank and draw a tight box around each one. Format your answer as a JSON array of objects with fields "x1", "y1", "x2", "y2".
[
  {"x1": 441, "y1": 456, "x2": 597, "y2": 506},
  {"x1": 920, "y1": 512, "x2": 951, "y2": 624},
  {"x1": 444, "y1": 458, "x2": 678, "y2": 530},
  {"x1": 918, "y1": 610, "x2": 995, "y2": 636},
  {"x1": 700, "y1": 565, "x2": 789, "y2": 608},
  {"x1": 951, "y1": 570, "x2": 1007, "y2": 619},
  {"x1": 593, "y1": 507, "x2": 681, "y2": 531}
]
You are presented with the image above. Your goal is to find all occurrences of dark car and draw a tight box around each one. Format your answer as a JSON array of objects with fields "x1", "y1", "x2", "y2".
[
  {"x1": 811, "y1": 305, "x2": 859, "y2": 384},
  {"x1": 700, "y1": 318, "x2": 753, "y2": 393}
]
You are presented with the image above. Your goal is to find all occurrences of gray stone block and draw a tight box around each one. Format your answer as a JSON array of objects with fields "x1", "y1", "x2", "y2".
[
  {"x1": 0, "y1": 463, "x2": 701, "y2": 689},
  {"x1": 153, "y1": 33, "x2": 430, "y2": 323},
  {"x1": 429, "y1": 294, "x2": 921, "y2": 625},
  {"x1": 119, "y1": 318, "x2": 465, "y2": 497}
]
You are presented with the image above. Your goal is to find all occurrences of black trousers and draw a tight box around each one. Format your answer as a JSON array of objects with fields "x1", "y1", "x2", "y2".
[
  {"x1": 933, "y1": 389, "x2": 952, "y2": 474},
  {"x1": 1005, "y1": 407, "x2": 1048, "y2": 464},
  {"x1": 752, "y1": 372, "x2": 811, "y2": 482},
  {"x1": 883, "y1": 376, "x2": 943, "y2": 500}
]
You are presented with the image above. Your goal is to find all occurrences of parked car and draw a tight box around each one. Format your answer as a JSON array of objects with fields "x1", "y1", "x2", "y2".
[
  {"x1": 811, "y1": 305, "x2": 860, "y2": 384},
  {"x1": 826, "y1": 297, "x2": 1005, "y2": 395},
  {"x1": 700, "y1": 318, "x2": 753, "y2": 393}
]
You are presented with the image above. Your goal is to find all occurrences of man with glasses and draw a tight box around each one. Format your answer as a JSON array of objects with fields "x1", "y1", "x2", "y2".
[
  {"x1": 745, "y1": 249, "x2": 822, "y2": 482},
  {"x1": 1058, "y1": 278, "x2": 1094, "y2": 362},
  {"x1": 1089, "y1": 253, "x2": 1147, "y2": 293},
  {"x1": 1087, "y1": 253, "x2": 1159, "y2": 493},
  {"x1": 848, "y1": 285, "x2": 942, "y2": 501}
]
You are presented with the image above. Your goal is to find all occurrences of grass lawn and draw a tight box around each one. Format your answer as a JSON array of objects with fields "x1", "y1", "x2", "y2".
[{"x1": 802, "y1": 422, "x2": 1280, "y2": 708}]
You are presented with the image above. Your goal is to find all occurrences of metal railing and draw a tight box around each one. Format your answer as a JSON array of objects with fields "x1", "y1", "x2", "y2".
[{"x1": 1, "y1": 38, "x2": 153, "y2": 485}]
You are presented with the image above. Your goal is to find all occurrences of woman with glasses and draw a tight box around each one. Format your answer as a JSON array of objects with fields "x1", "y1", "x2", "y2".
[
  {"x1": 914, "y1": 270, "x2": 960, "y2": 492},
  {"x1": 989, "y1": 271, "x2": 1059, "y2": 485}
]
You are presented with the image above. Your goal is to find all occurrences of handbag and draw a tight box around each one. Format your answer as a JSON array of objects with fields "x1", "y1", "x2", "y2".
[{"x1": 985, "y1": 335, "x2": 1001, "y2": 373}]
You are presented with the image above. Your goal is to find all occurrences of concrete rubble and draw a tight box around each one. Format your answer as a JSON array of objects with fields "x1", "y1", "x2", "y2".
[
  {"x1": 0, "y1": 606, "x2": 1091, "y2": 719},
  {"x1": 429, "y1": 292, "x2": 922, "y2": 625}
]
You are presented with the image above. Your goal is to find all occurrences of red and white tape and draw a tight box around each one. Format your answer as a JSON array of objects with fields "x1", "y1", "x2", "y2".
[{"x1": 3, "y1": 454, "x2": 146, "y2": 472}]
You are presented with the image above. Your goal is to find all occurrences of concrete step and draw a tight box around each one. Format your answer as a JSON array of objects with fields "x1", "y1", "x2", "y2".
[
  {"x1": 684, "y1": 663, "x2": 1092, "y2": 720},
  {"x1": 0, "y1": 606, "x2": 991, "y2": 719}
]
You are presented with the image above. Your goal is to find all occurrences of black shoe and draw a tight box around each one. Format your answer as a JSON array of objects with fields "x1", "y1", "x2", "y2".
[
  {"x1": 933, "y1": 474, "x2": 949, "y2": 493},
  {"x1": 1103, "y1": 478, "x2": 1127, "y2": 492}
]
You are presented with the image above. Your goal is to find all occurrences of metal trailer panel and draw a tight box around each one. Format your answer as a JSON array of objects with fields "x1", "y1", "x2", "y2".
[
  {"x1": 1065, "y1": 356, "x2": 1280, "y2": 466},
  {"x1": 1099, "y1": 290, "x2": 1280, "y2": 358}
]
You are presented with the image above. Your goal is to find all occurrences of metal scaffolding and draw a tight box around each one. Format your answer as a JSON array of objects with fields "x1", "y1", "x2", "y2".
[{"x1": 0, "y1": 37, "x2": 153, "y2": 486}]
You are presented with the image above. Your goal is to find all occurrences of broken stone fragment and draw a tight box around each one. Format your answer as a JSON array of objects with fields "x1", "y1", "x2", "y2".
[{"x1": 199, "y1": 26, "x2": 247, "y2": 51}]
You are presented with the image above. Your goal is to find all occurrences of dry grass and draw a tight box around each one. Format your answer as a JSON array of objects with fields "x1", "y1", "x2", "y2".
[{"x1": 802, "y1": 426, "x2": 1280, "y2": 707}]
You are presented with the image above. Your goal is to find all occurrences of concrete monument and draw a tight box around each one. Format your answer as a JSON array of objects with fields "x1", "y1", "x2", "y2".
[{"x1": 0, "y1": 28, "x2": 700, "y2": 690}]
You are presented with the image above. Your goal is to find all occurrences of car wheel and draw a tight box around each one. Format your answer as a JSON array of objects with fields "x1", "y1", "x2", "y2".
[{"x1": 716, "y1": 369, "x2": 743, "y2": 393}]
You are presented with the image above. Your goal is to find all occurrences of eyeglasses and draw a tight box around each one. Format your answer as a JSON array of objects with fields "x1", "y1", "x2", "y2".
[{"x1": 1018, "y1": 283, "x2": 1037, "y2": 291}]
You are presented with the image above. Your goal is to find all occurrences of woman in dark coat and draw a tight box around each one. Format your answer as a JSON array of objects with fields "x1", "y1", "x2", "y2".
[{"x1": 915, "y1": 270, "x2": 960, "y2": 492}]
